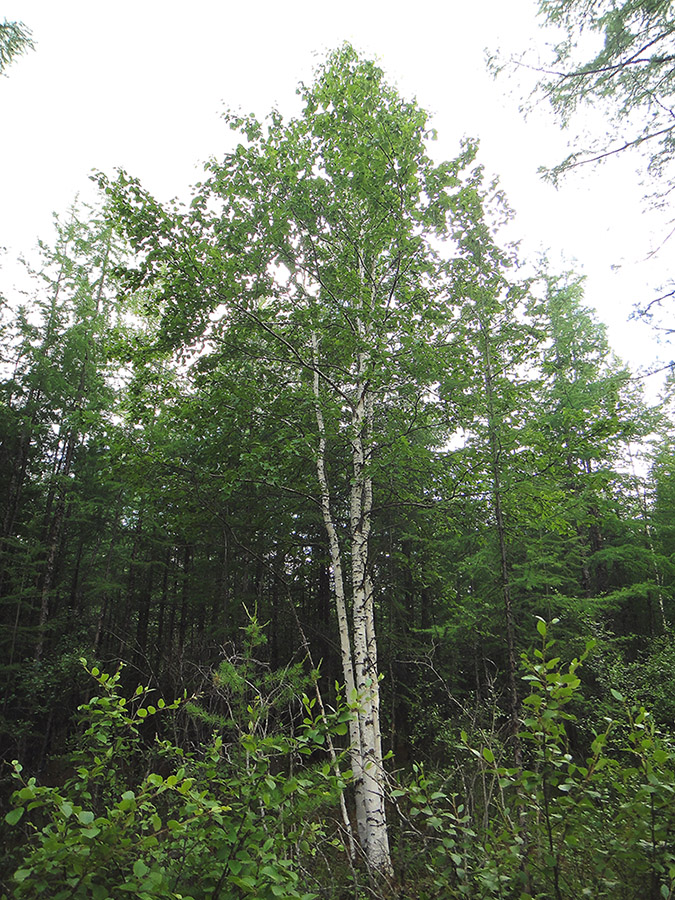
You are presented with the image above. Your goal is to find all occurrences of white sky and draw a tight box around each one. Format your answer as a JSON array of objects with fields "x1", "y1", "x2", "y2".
[{"x1": 1, "y1": 0, "x2": 671, "y2": 389}]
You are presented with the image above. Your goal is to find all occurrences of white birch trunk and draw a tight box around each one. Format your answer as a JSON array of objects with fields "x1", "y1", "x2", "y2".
[
  {"x1": 349, "y1": 318, "x2": 392, "y2": 873},
  {"x1": 312, "y1": 330, "x2": 392, "y2": 876},
  {"x1": 311, "y1": 333, "x2": 366, "y2": 841}
]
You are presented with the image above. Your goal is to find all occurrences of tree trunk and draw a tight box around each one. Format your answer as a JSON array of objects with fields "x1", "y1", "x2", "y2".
[
  {"x1": 35, "y1": 428, "x2": 78, "y2": 661},
  {"x1": 312, "y1": 331, "x2": 392, "y2": 876},
  {"x1": 478, "y1": 316, "x2": 522, "y2": 766}
]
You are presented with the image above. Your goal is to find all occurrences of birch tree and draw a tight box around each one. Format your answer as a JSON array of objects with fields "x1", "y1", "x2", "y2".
[{"x1": 101, "y1": 44, "x2": 477, "y2": 873}]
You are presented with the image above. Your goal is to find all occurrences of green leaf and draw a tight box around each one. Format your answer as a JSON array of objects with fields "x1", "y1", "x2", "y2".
[
  {"x1": 653, "y1": 748, "x2": 669, "y2": 766},
  {"x1": 482, "y1": 747, "x2": 495, "y2": 764},
  {"x1": 5, "y1": 807, "x2": 24, "y2": 825},
  {"x1": 133, "y1": 860, "x2": 150, "y2": 878}
]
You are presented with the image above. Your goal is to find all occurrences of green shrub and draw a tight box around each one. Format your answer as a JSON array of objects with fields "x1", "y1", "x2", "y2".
[
  {"x1": 392, "y1": 620, "x2": 675, "y2": 899},
  {"x1": 3, "y1": 659, "x2": 340, "y2": 900}
]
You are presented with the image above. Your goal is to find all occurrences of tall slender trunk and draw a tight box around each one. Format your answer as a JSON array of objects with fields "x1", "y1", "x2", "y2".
[
  {"x1": 35, "y1": 231, "x2": 111, "y2": 660},
  {"x1": 477, "y1": 303, "x2": 533, "y2": 895},
  {"x1": 155, "y1": 549, "x2": 171, "y2": 675},
  {"x1": 629, "y1": 450, "x2": 669, "y2": 633},
  {"x1": 311, "y1": 331, "x2": 360, "y2": 742},
  {"x1": 178, "y1": 545, "x2": 192, "y2": 654},
  {"x1": 93, "y1": 493, "x2": 122, "y2": 652},
  {"x1": 67, "y1": 538, "x2": 85, "y2": 617},
  {"x1": 312, "y1": 328, "x2": 392, "y2": 876},
  {"x1": 135, "y1": 559, "x2": 154, "y2": 671},
  {"x1": 0, "y1": 241, "x2": 72, "y2": 601},
  {"x1": 118, "y1": 514, "x2": 143, "y2": 658},
  {"x1": 35, "y1": 428, "x2": 78, "y2": 661},
  {"x1": 1, "y1": 399, "x2": 34, "y2": 550},
  {"x1": 478, "y1": 316, "x2": 522, "y2": 765},
  {"x1": 212, "y1": 525, "x2": 229, "y2": 633}
]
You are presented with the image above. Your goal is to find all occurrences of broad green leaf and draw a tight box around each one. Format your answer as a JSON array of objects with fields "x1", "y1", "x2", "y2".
[{"x1": 5, "y1": 807, "x2": 24, "y2": 825}]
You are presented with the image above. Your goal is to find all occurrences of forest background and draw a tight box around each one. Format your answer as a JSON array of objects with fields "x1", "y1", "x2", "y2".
[{"x1": 3, "y1": 2, "x2": 675, "y2": 899}]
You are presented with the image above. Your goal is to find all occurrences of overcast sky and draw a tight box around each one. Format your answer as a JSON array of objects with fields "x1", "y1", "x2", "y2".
[{"x1": 1, "y1": 0, "x2": 670, "y2": 386}]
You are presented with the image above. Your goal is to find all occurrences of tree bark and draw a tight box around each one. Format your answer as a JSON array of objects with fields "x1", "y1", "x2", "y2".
[
  {"x1": 312, "y1": 330, "x2": 392, "y2": 876},
  {"x1": 478, "y1": 315, "x2": 522, "y2": 766}
]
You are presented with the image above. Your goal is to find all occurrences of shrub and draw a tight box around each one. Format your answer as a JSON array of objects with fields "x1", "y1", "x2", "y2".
[{"x1": 3, "y1": 659, "x2": 339, "y2": 900}]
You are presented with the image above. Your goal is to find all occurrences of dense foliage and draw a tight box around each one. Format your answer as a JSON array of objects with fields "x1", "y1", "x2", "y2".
[{"x1": 2, "y1": 44, "x2": 675, "y2": 899}]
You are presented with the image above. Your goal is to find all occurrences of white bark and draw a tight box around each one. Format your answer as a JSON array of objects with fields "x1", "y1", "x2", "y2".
[
  {"x1": 311, "y1": 330, "x2": 392, "y2": 876},
  {"x1": 311, "y1": 332, "x2": 365, "y2": 839}
]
